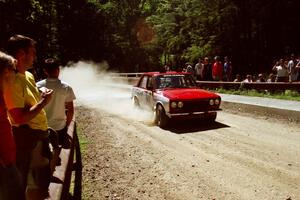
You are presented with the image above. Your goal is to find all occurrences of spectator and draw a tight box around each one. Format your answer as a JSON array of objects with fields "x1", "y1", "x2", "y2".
[
  {"x1": 272, "y1": 58, "x2": 289, "y2": 82},
  {"x1": 242, "y1": 74, "x2": 252, "y2": 83},
  {"x1": 185, "y1": 62, "x2": 193, "y2": 74},
  {"x1": 288, "y1": 54, "x2": 299, "y2": 82},
  {"x1": 296, "y1": 59, "x2": 300, "y2": 81},
  {"x1": 256, "y1": 73, "x2": 266, "y2": 82},
  {"x1": 36, "y1": 58, "x2": 76, "y2": 147},
  {"x1": 163, "y1": 64, "x2": 170, "y2": 72},
  {"x1": 176, "y1": 65, "x2": 183, "y2": 72},
  {"x1": 233, "y1": 74, "x2": 241, "y2": 82},
  {"x1": 212, "y1": 56, "x2": 223, "y2": 81},
  {"x1": 4, "y1": 34, "x2": 53, "y2": 199},
  {"x1": 202, "y1": 57, "x2": 212, "y2": 81},
  {"x1": 0, "y1": 51, "x2": 24, "y2": 200},
  {"x1": 252, "y1": 75, "x2": 257, "y2": 82},
  {"x1": 267, "y1": 73, "x2": 276, "y2": 82},
  {"x1": 223, "y1": 56, "x2": 232, "y2": 81},
  {"x1": 194, "y1": 58, "x2": 203, "y2": 80}
]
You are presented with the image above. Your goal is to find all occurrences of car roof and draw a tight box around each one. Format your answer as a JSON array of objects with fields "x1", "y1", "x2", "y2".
[{"x1": 143, "y1": 71, "x2": 191, "y2": 76}]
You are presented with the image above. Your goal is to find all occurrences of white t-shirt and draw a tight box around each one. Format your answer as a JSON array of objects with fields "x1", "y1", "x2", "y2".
[
  {"x1": 36, "y1": 78, "x2": 76, "y2": 130},
  {"x1": 275, "y1": 65, "x2": 288, "y2": 77},
  {"x1": 194, "y1": 63, "x2": 203, "y2": 75},
  {"x1": 288, "y1": 60, "x2": 299, "y2": 81}
]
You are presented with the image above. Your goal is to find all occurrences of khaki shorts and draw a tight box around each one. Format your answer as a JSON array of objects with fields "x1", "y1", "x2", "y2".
[{"x1": 27, "y1": 141, "x2": 51, "y2": 190}]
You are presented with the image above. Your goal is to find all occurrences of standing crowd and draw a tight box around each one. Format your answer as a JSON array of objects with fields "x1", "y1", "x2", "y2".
[
  {"x1": 270, "y1": 54, "x2": 300, "y2": 82},
  {"x1": 0, "y1": 34, "x2": 76, "y2": 200},
  {"x1": 234, "y1": 54, "x2": 300, "y2": 83},
  {"x1": 170, "y1": 54, "x2": 300, "y2": 83},
  {"x1": 171, "y1": 55, "x2": 232, "y2": 81}
]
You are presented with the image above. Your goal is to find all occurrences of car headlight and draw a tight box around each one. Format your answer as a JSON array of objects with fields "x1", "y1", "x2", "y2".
[
  {"x1": 178, "y1": 101, "x2": 184, "y2": 108},
  {"x1": 215, "y1": 99, "x2": 220, "y2": 105},
  {"x1": 171, "y1": 102, "x2": 177, "y2": 108},
  {"x1": 209, "y1": 99, "x2": 215, "y2": 106}
]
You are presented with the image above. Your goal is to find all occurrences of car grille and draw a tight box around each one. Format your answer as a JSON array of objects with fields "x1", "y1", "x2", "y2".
[{"x1": 171, "y1": 100, "x2": 213, "y2": 113}]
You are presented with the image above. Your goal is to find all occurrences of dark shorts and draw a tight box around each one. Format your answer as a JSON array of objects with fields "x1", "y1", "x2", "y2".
[
  {"x1": 57, "y1": 126, "x2": 71, "y2": 148},
  {"x1": 57, "y1": 126, "x2": 67, "y2": 145},
  {"x1": 0, "y1": 164, "x2": 24, "y2": 200},
  {"x1": 276, "y1": 76, "x2": 289, "y2": 82}
]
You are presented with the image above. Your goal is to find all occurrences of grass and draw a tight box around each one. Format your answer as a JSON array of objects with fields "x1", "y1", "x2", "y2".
[
  {"x1": 213, "y1": 88, "x2": 300, "y2": 101},
  {"x1": 69, "y1": 124, "x2": 89, "y2": 197},
  {"x1": 75, "y1": 124, "x2": 89, "y2": 153}
]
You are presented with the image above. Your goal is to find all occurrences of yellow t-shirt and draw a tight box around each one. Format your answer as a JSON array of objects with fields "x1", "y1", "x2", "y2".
[{"x1": 4, "y1": 71, "x2": 48, "y2": 131}]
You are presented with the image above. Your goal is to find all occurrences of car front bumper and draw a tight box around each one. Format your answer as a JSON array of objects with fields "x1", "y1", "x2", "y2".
[{"x1": 166, "y1": 109, "x2": 221, "y2": 119}]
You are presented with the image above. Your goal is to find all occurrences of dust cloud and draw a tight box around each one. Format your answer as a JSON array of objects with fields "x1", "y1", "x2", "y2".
[{"x1": 60, "y1": 61, "x2": 153, "y2": 123}]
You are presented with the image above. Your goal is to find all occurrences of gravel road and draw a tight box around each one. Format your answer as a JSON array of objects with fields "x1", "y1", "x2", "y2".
[
  {"x1": 77, "y1": 105, "x2": 300, "y2": 200},
  {"x1": 60, "y1": 64, "x2": 300, "y2": 200}
]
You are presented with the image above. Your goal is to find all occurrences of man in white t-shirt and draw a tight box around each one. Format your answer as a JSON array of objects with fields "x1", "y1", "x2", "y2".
[
  {"x1": 272, "y1": 58, "x2": 289, "y2": 82},
  {"x1": 194, "y1": 58, "x2": 203, "y2": 80},
  {"x1": 36, "y1": 58, "x2": 76, "y2": 147},
  {"x1": 288, "y1": 54, "x2": 299, "y2": 82}
]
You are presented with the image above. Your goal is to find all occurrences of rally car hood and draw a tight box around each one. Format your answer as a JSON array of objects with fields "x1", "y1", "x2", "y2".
[{"x1": 157, "y1": 88, "x2": 220, "y2": 100}]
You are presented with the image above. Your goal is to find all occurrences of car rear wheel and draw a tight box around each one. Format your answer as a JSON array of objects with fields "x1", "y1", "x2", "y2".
[{"x1": 155, "y1": 105, "x2": 168, "y2": 128}]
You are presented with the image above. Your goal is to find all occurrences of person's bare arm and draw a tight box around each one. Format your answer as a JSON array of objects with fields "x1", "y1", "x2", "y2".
[
  {"x1": 65, "y1": 101, "x2": 74, "y2": 127},
  {"x1": 9, "y1": 89, "x2": 53, "y2": 124},
  {"x1": 272, "y1": 62, "x2": 278, "y2": 71},
  {"x1": 296, "y1": 61, "x2": 300, "y2": 69}
]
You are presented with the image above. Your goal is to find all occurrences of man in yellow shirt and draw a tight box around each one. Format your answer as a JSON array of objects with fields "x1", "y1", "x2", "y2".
[{"x1": 4, "y1": 35, "x2": 53, "y2": 199}]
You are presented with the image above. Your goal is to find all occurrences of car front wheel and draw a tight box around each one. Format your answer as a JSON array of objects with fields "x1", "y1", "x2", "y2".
[
  {"x1": 155, "y1": 105, "x2": 168, "y2": 128},
  {"x1": 206, "y1": 112, "x2": 217, "y2": 123}
]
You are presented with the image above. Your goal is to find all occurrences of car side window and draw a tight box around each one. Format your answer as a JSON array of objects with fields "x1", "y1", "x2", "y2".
[{"x1": 139, "y1": 76, "x2": 148, "y2": 89}]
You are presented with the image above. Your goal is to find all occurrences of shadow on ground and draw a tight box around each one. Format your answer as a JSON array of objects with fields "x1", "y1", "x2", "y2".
[{"x1": 167, "y1": 119, "x2": 230, "y2": 134}]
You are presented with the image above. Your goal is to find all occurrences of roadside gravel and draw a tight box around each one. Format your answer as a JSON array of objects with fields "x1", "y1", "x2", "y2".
[{"x1": 77, "y1": 106, "x2": 300, "y2": 200}]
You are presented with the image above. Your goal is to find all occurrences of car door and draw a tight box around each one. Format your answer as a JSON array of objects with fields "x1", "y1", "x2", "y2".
[
  {"x1": 145, "y1": 76, "x2": 155, "y2": 109},
  {"x1": 137, "y1": 75, "x2": 150, "y2": 107}
]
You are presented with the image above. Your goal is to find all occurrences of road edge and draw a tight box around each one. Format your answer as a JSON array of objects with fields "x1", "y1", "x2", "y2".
[{"x1": 221, "y1": 101, "x2": 300, "y2": 123}]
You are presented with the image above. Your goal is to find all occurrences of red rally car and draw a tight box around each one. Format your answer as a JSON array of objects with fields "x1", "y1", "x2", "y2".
[{"x1": 131, "y1": 71, "x2": 221, "y2": 128}]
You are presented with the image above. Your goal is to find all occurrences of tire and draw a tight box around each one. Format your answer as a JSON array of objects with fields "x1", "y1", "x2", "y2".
[
  {"x1": 206, "y1": 112, "x2": 217, "y2": 123},
  {"x1": 155, "y1": 105, "x2": 168, "y2": 128}
]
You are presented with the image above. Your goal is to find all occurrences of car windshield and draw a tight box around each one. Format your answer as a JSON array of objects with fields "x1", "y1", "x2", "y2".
[{"x1": 155, "y1": 74, "x2": 197, "y2": 89}]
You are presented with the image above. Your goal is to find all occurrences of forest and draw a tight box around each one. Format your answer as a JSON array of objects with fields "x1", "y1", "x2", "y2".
[{"x1": 1, "y1": 0, "x2": 299, "y2": 75}]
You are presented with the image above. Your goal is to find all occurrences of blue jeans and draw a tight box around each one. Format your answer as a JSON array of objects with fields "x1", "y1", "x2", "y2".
[{"x1": 0, "y1": 164, "x2": 24, "y2": 200}]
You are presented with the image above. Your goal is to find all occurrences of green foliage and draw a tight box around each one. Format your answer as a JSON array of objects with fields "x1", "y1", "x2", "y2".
[
  {"x1": 284, "y1": 90, "x2": 300, "y2": 98},
  {"x1": 28, "y1": 0, "x2": 43, "y2": 21},
  {"x1": 1, "y1": 0, "x2": 300, "y2": 73},
  {"x1": 146, "y1": 0, "x2": 238, "y2": 65},
  {"x1": 182, "y1": 42, "x2": 213, "y2": 62}
]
